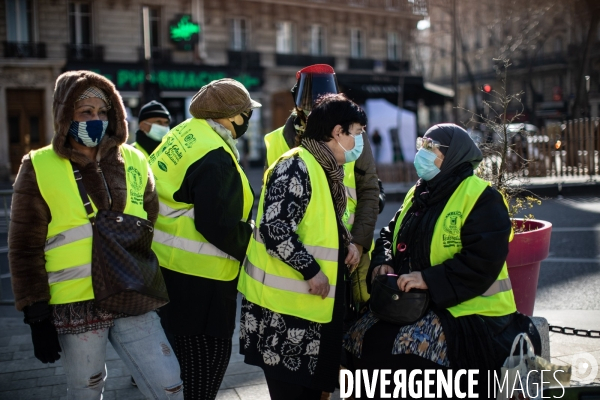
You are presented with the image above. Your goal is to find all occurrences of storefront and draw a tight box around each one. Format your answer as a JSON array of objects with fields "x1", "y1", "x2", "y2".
[{"x1": 63, "y1": 62, "x2": 264, "y2": 164}]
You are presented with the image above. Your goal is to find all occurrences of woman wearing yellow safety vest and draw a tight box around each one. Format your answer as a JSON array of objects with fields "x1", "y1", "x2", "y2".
[
  {"x1": 238, "y1": 94, "x2": 363, "y2": 400},
  {"x1": 8, "y1": 71, "x2": 183, "y2": 399},
  {"x1": 344, "y1": 124, "x2": 541, "y2": 399},
  {"x1": 150, "y1": 78, "x2": 260, "y2": 400}
]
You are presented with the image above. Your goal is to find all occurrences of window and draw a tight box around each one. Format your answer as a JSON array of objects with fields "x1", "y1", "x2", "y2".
[
  {"x1": 385, "y1": 0, "x2": 401, "y2": 9},
  {"x1": 310, "y1": 25, "x2": 324, "y2": 55},
  {"x1": 554, "y1": 36, "x2": 563, "y2": 53},
  {"x1": 69, "y1": 2, "x2": 92, "y2": 45},
  {"x1": 6, "y1": 0, "x2": 34, "y2": 42},
  {"x1": 231, "y1": 18, "x2": 248, "y2": 50},
  {"x1": 276, "y1": 21, "x2": 293, "y2": 54},
  {"x1": 350, "y1": 28, "x2": 365, "y2": 58},
  {"x1": 387, "y1": 32, "x2": 400, "y2": 60}
]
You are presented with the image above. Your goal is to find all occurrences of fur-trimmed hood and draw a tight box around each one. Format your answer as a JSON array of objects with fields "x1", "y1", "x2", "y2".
[{"x1": 52, "y1": 70, "x2": 128, "y2": 160}]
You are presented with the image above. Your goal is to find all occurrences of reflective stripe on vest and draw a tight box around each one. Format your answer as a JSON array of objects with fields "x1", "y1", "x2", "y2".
[
  {"x1": 346, "y1": 185, "x2": 357, "y2": 201},
  {"x1": 264, "y1": 127, "x2": 358, "y2": 231},
  {"x1": 45, "y1": 224, "x2": 93, "y2": 252},
  {"x1": 159, "y1": 201, "x2": 194, "y2": 219},
  {"x1": 153, "y1": 229, "x2": 235, "y2": 260},
  {"x1": 150, "y1": 118, "x2": 254, "y2": 281},
  {"x1": 393, "y1": 175, "x2": 516, "y2": 317},
  {"x1": 47, "y1": 263, "x2": 92, "y2": 284},
  {"x1": 244, "y1": 258, "x2": 336, "y2": 299},
  {"x1": 238, "y1": 147, "x2": 339, "y2": 323},
  {"x1": 31, "y1": 144, "x2": 149, "y2": 305},
  {"x1": 482, "y1": 277, "x2": 512, "y2": 297},
  {"x1": 252, "y1": 228, "x2": 338, "y2": 263}
]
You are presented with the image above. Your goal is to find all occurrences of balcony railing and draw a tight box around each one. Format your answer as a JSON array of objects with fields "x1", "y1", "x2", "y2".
[
  {"x1": 3, "y1": 41, "x2": 46, "y2": 58},
  {"x1": 137, "y1": 47, "x2": 172, "y2": 63},
  {"x1": 385, "y1": 60, "x2": 410, "y2": 72},
  {"x1": 66, "y1": 44, "x2": 104, "y2": 62},
  {"x1": 275, "y1": 53, "x2": 336, "y2": 67},
  {"x1": 228, "y1": 51, "x2": 261, "y2": 69},
  {"x1": 348, "y1": 58, "x2": 375, "y2": 70},
  {"x1": 305, "y1": 0, "x2": 422, "y2": 13}
]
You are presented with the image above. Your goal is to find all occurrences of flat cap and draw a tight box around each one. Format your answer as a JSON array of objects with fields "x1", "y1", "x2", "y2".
[{"x1": 189, "y1": 78, "x2": 261, "y2": 119}]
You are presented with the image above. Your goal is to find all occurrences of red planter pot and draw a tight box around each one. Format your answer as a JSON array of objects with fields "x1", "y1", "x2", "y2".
[{"x1": 505, "y1": 219, "x2": 553, "y2": 316}]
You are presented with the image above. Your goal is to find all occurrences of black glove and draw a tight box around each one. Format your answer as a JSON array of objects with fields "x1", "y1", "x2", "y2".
[{"x1": 24, "y1": 302, "x2": 62, "y2": 364}]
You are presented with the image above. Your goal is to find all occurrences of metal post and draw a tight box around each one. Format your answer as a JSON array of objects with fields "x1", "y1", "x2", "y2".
[
  {"x1": 193, "y1": 0, "x2": 207, "y2": 61},
  {"x1": 142, "y1": 6, "x2": 152, "y2": 80},
  {"x1": 452, "y1": 0, "x2": 458, "y2": 123}
]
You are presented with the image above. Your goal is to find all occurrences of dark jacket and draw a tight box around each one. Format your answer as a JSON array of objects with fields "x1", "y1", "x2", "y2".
[
  {"x1": 278, "y1": 114, "x2": 380, "y2": 250},
  {"x1": 9, "y1": 71, "x2": 158, "y2": 311},
  {"x1": 158, "y1": 137, "x2": 255, "y2": 338},
  {"x1": 369, "y1": 186, "x2": 511, "y2": 308},
  {"x1": 134, "y1": 128, "x2": 161, "y2": 156}
]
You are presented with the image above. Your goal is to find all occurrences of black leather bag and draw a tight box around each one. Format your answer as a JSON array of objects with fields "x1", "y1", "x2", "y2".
[
  {"x1": 369, "y1": 274, "x2": 430, "y2": 325},
  {"x1": 72, "y1": 163, "x2": 169, "y2": 316}
]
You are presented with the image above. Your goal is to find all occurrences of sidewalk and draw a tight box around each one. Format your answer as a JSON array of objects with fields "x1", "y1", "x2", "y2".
[{"x1": 1, "y1": 303, "x2": 599, "y2": 400}]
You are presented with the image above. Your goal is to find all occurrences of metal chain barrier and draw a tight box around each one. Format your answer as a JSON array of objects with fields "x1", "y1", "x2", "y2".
[{"x1": 549, "y1": 325, "x2": 600, "y2": 338}]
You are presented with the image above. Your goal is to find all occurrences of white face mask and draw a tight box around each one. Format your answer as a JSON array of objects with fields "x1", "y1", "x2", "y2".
[{"x1": 146, "y1": 123, "x2": 169, "y2": 141}]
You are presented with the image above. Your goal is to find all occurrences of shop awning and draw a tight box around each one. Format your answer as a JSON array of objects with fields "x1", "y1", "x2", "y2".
[{"x1": 337, "y1": 73, "x2": 453, "y2": 109}]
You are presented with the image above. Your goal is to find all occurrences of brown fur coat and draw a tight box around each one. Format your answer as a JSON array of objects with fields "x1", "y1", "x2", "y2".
[{"x1": 8, "y1": 71, "x2": 158, "y2": 311}]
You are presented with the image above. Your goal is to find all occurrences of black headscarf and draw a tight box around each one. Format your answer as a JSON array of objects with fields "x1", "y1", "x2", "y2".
[
  {"x1": 423, "y1": 123, "x2": 482, "y2": 187},
  {"x1": 394, "y1": 124, "x2": 482, "y2": 274}
]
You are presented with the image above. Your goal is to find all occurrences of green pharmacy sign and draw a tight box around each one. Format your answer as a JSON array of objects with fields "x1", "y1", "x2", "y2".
[{"x1": 169, "y1": 14, "x2": 200, "y2": 51}]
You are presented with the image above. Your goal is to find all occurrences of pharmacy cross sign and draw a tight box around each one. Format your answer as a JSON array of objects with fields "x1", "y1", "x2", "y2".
[{"x1": 169, "y1": 14, "x2": 200, "y2": 51}]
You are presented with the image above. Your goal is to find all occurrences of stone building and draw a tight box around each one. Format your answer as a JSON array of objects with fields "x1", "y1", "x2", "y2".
[
  {"x1": 414, "y1": 0, "x2": 600, "y2": 128},
  {"x1": 0, "y1": 0, "x2": 441, "y2": 179}
]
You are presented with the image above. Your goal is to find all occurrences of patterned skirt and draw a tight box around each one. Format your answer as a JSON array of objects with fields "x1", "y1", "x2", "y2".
[
  {"x1": 239, "y1": 297, "x2": 322, "y2": 377},
  {"x1": 343, "y1": 309, "x2": 450, "y2": 367}
]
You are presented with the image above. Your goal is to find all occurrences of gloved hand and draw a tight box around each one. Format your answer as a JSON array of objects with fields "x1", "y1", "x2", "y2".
[
  {"x1": 23, "y1": 302, "x2": 62, "y2": 364},
  {"x1": 29, "y1": 319, "x2": 62, "y2": 363}
]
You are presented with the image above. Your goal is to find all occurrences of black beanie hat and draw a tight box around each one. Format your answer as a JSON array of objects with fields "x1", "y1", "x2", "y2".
[{"x1": 138, "y1": 100, "x2": 170, "y2": 122}]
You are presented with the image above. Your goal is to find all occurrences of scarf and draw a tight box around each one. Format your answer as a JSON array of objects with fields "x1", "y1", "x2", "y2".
[
  {"x1": 206, "y1": 119, "x2": 240, "y2": 161},
  {"x1": 301, "y1": 137, "x2": 352, "y2": 250},
  {"x1": 393, "y1": 163, "x2": 474, "y2": 274}
]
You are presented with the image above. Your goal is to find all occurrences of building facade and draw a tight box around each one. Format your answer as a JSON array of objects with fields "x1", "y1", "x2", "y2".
[
  {"x1": 0, "y1": 0, "x2": 432, "y2": 179},
  {"x1": 415, "y1": 0, "x2": 600, "y2": 128}
]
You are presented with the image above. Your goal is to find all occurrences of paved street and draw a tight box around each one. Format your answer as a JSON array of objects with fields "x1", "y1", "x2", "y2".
[{"x1": 1, "y1": 169, "x2": 600, "y2": 399}]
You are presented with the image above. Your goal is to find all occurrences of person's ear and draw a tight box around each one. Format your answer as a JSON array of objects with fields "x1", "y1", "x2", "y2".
[{"x1": 333, "y1": 124, "x2": 343, "y2": 138}]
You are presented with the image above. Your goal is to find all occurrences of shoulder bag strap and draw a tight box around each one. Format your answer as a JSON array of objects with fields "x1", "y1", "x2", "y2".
[{"x1": 70, "y1": 161, "x2": 97, "y2": 225}]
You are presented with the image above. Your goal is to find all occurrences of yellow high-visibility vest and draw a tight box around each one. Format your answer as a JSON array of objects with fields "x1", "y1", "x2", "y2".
[
  {"x1": 238, "y1": 146, "x2": 340, "y2": 323},
  {"x1": 30, "y1": 145, "x2": 149, "y2": 304},
  {"x1": 131, "y1": 142, "x2": 150, "y2": 159},
  {"x1": 393, "y1": 175, "x2": 516, "y2": 317},
  {"x1": 150, "y1": 118, "x2": 254, "y2": 281},
  {"x1": 264, "y1": 127, "x2": 357, "y2": 231}
]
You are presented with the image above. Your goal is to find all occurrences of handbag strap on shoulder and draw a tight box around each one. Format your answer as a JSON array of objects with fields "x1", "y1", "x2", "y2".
[{"x1": 70, "y1": 162, "x2": 96, "y2": 225}]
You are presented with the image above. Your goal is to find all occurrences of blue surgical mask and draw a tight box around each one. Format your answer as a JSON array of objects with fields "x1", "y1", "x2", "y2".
[
  {"x1": 68, "y1": 120, "x2": 108, "y2": 147},
  {"x1": 414, "y1": 148, "x2": 441, "y2": 180},
  {"x1": 146, "y1": 123, "x2": 170, "y2": 141},
  {"x1": 337, "y1": 133, "x2": 364, "y2": 163}
]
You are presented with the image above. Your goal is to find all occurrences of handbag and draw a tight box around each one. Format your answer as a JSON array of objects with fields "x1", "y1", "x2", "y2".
[
  {"x1": 497, "y1": 333, "x2": 571, "y2": 400},
  {"x1": 71, "y1": 163, "x2": 169, "y2": 316},
  {"x1": 369, "y1": 273, "x2": 430, "y2": 325}
]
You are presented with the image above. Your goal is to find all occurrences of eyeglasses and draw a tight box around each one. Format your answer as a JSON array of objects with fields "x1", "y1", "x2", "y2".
[
  {"x1": 416, "y1": 137, "x2": 449, "y2": 151},
  {"x1": 349, "y1": 126, "x2": 366, "y2": 138}
]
